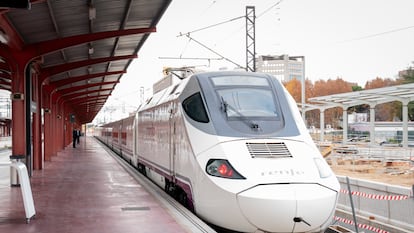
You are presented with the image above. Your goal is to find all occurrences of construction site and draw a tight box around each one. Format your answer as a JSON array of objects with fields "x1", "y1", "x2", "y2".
[{"x1": 317, "y1": 139, "x2": 413, "y2": 188}]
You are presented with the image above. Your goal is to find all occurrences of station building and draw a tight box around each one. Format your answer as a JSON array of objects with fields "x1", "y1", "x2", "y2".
[{"x1": 256, "y1": 54, "x2": 305, "y2": 82}]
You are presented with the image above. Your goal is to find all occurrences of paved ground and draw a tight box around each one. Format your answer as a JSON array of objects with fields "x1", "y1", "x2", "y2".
[{"x1": 0, "y1": 137, "x2": 194, "y2": 233}]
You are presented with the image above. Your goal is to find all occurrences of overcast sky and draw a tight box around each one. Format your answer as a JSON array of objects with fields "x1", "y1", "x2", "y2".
[{"x1": 95, "y1": 0, "x2": 414, "y2": 122}]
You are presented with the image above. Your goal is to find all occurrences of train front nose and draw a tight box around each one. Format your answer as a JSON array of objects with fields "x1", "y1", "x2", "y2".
[{"x1": 237, "y1": 184, "x2": 337, "y2": 232}]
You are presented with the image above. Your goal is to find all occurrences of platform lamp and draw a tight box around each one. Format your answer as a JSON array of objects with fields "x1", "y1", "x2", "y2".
[{"x1": 89, "y1": 5, "x2": 96, "y2": 20}]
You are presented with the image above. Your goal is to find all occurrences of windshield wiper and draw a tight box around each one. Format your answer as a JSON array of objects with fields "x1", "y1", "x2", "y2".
[
  {"x1": 220, "y1": 97, "x2": 228, "y2": 113},
  {"x1": 220, "y1": 97, "x2": 260, "y2": 131}
]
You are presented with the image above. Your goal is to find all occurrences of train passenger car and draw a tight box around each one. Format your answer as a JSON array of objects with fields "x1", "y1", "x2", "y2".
[
  {"x1": 98, "y1": 70, "x2": 340, "y2": 233},
  {"x1": 97, "y1": 115, "x2": 135, "y2": 162},
  {"x1": 119, "y1": 115, "x2": 135, "y2": 162},
  {"x1": 94, "y1": 122, "x2": 112, "y2": 146},
  {"x1": 93, "y1": 125, "x2": 104, "y2": 143}
]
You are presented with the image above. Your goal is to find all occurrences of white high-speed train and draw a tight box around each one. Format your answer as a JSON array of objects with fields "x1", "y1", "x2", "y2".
[{"x1": 95, "y1": 70, "x2": 340, "y2": 233}]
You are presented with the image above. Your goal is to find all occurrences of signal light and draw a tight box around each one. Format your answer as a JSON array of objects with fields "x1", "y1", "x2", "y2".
[{"x1": 206, "y1": 159, "x2": 245, "y2": 179}]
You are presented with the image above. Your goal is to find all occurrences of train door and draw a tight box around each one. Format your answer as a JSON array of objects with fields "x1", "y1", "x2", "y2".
[
  {"x1": 119, "y1": 122, "x2": 123, "y2": 156},
  {"x1": 132, "y1": 113, "x2": 139, "y2": 167},
  {"x1": 169, "y1": 103, "x2": 177, "y2": 183}
]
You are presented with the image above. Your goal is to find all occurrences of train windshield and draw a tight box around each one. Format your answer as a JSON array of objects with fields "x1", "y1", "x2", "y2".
[
  {"x1": 218, "y1": 89, "x2": 277, "y2": 118},
  {"x1": 211, "y1": 76, "x2": 279, "y2": 119}
]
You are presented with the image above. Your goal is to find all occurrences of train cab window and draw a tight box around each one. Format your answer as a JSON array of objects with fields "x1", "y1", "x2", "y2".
[
  {"x1": 218, "y1": 88, "x2": 279, "y2": 118},
  {"x1": 182, "y1": 92, "x2": 209, "y2": 123},
  {"x1": 211, "y1": 76, "x2": 280, "y2": 119}
]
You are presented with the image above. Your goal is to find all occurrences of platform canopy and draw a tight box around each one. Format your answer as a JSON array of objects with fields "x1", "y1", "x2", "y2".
[
  {"x1": 308, "y1": 83, "x2": 414, "y2": 108},
  {"x1": 307, "y1": 83, "x2": 414, "y2": 147},
  {"x1": 0, "y1": 0, "x2": 172, "y2": 123}
]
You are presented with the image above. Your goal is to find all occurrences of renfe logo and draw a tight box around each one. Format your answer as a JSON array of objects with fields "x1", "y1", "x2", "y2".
[{"x1": 261, "y1": 169, "x2": 305, "y2": 177}]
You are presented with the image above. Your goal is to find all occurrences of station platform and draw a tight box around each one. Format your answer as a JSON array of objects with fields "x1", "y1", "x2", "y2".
[{"x1": 0, "y1": 136, "x2": 213, "y2": 233}]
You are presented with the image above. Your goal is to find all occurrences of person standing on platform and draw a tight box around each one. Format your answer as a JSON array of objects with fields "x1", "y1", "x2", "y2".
[
  {"x1": 76, "y1": 129, "x2": 81, "y2": 145},
  {"x1": 73, "y1": 128, "x2": 79, "y2": 148}
]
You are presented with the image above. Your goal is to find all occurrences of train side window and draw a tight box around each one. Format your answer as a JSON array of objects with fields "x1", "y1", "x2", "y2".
[{"x1": 182, "y1": 92, "x2": 209, "y2": 123}]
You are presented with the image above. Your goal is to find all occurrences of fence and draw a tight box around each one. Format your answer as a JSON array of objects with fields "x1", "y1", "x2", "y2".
[{"x1": 336, "y1": 176, "x2": 414, "y2": 233}]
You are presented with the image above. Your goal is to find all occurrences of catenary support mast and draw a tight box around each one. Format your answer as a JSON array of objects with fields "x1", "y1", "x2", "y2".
[{"x1": 246, "y1": 6, "x2": 256, "y2": 72}]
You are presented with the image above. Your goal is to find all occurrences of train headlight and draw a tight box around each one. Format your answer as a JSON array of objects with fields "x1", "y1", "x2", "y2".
[
  {"x1": 206, "y1": 159, "x2": 245, "y2": 179},
  {"x1": 313, "y1": 158, "x2": 332, "y2": 178}
]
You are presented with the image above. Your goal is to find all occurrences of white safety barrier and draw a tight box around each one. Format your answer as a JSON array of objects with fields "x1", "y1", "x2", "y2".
[
  {"x1": 337, "y1": 176, "x2": 414, "y2": 232},
  {"x1": 0, "y1": 161, "x2": 36, "y2": 223},
  {"x1": 339, "y1": 189, "x2": 410, "y2": 200},
  {"x1": 334, "y1": 216, "x2": 390, "y2": 233}
]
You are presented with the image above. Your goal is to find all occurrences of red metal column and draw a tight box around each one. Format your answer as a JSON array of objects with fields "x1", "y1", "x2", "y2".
[
  {"x1": 10, "y1": 56, "x2": 28, "y2": 158},
  {"x1": 44, "y1": 110, "x2": 52, "y2": 161},
  {"x1": 42, "y1": 88, "x2": 53, "y2": 161},
  {"x1": 51, "y1": 102, "x2": 59, "y2": 156},
  {"x1": 56, "y1": 102, "x2": 63, "y2": 151},
  {"x1": 50, "y1": 92, "x2": 63, "y2": 154},
  {"x1": 52, "y1": 108, "x2": 58, "y2": 153},
  {"x1": 32, "y1": 69, "x2": 42, "y2": 169},
  {"x1": 1, "y1": 16, "x2": 31, "y2": 163},
  {"x1": 64, "y1": 105, "x2": 69, "y2": 147},
  {"x1": 58, "y1": 100, "x2": 66, "y2": 150}
]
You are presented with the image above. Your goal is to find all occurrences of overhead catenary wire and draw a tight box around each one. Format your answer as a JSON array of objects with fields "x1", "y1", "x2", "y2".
[
  {"x1": 179, "y1": 36, "x2": 192, "y2": 58},
  {"x1": 177, "y1": 16, "x2": 245, "y2": 37},
  {"x1": 257, "y1": 0, "x2": 283, "y2": 19},
  {"x1": 184, "y1": 34, "x2": 244, "y2": 69},
  {"x1": 178, "y1": 1, "x2": 284, "y2": 37},
  {"x1": 175, "y1": 2, "x2": 285, "y2": 69},
  {"x1": 158, "y1": 56, "x2": 223, "y2": 68},
  {"x1": 182, "y1": 1, "x2": 284, "y2": 51},
  {"x1": 176, "y1": 16, "x2": 245, "y2": 66},
  {"x1": 196, "y1": 0, "x2": 219, "y2": 23},
  {"x1": 159, "y1": 57, "x2": 222, "y2": 60},
  {"x1": 339, "y1": 25, "x2": 414, "y2": 43}
]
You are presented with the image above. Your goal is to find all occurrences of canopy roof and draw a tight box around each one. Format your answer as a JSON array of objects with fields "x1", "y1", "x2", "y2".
[
  {"x1": 307, "y1": 83, "x2": 414, "y2": 147},
  {"x1": 308, "y1": 83, "x2": 414, "y2": 109},
  {"x1": 0, "y1": 0, "x2": 172, "y2": 123}
]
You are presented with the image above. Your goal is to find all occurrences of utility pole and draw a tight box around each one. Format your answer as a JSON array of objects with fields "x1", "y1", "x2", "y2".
[
  {"x1": 246, "y1": 6, "x2": 256, "y2": 72},
  {"x1": 301, "y1": 56, "x2": 306, "y2": 122}
]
